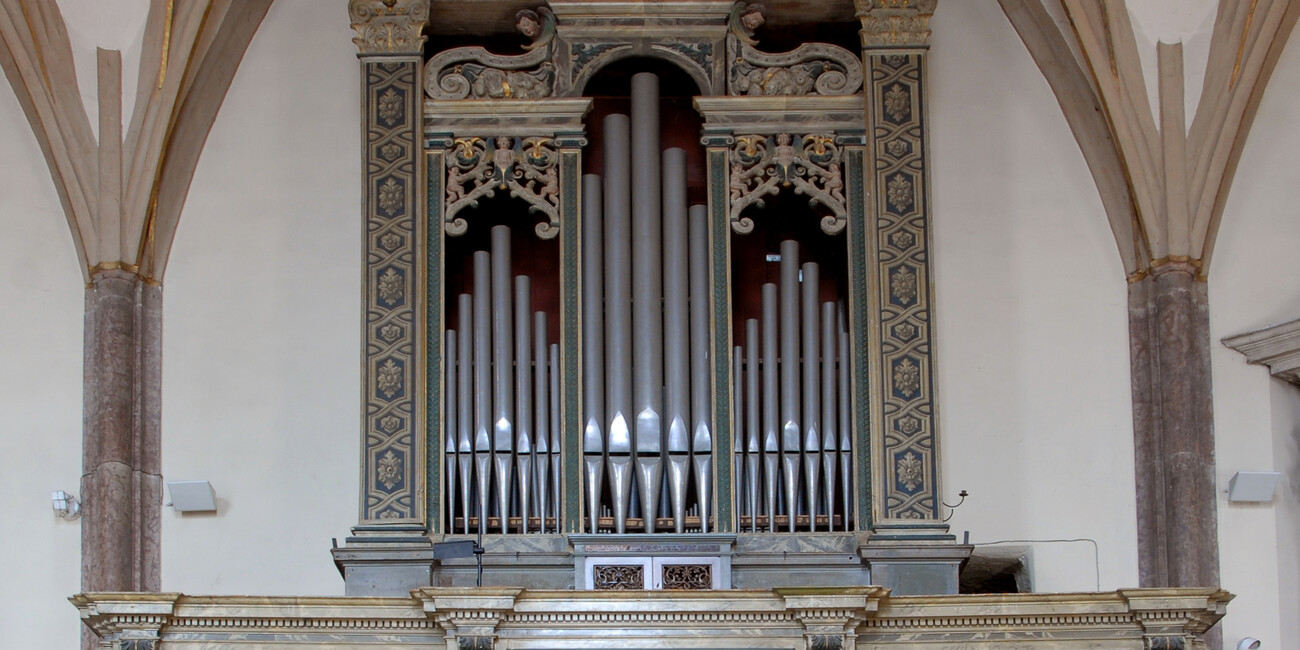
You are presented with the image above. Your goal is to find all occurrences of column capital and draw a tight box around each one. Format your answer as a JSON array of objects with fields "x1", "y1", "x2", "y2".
[
  {"x1": 854, "y1": 0, "x2": 936, "y2": 49},
  {"x1": 349, "y1": 0, "x2": 430, "y2": 55}
]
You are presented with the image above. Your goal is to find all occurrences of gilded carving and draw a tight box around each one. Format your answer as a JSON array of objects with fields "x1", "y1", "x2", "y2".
[
  {"x1": 380, "y1": 414, "x2": 402, "y2": 433},
  {"x1": 896, "y1": 451, "x2": 922, "y2": 491},
  {"x1": 378, "y1": 268, "x2": 404, "y2": 305},
  {"x1": 377, "y1": 450, "x2": 403, "y2": 490},
  {"x1": 593, "y1": 565, "x2": 644, "y2": 590},
  {"x1": 727, "y1": 3, "x2": 864, "y2": 96},
  {"x1": 889, "y1": 265, "x2": 916, "y2": 305},
  {"x1": 889, "y1": 230, "x2": 914, "y2": 250},
  {"x1": 445, "y1": 136, "x2": 560, "y2": 239},
  {"x1": 377, "y1": 87, "x2": 405, "y2": 125},
  {"x1": 378, "y1": 177, "x2": 404, "y2": 216},
  {"x1": 883, "y1": 83, "x2": 911, "y2": 122},
  {"x1": 424, "y1": 8, "x2": 555, "y2": 100},
  {"x1": 892, "y1": 357, "x2": 919, "y2": 398},
  {"x1": 377, "y1": 359, "x2": 403, "y2": 398},
  {"x1": 886, "y1": 173, "x2": 913, "y2": 212},
  {"x1": 349, "y1": 0, "x2": 430, "y2": 55},
  {"x1": 662, "y1": 564, "x2": 712, "y2": 590},
  {"x1": 729, "y1": 134, "x2": 847, "y2": 235},
  {"x1": 855, "y1": 0, "x2": 937, "y2": 49},
  {"x1": 380, "y1": 323, "x2": 403, "y2": 343}
]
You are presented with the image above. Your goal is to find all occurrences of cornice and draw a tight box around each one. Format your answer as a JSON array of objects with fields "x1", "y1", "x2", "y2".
[{"x1": 1222, "y1": 319, "x2": 1300, "y2": 386}]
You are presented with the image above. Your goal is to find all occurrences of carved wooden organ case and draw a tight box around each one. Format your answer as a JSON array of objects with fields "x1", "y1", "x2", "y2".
[{"x1": 364, "y1": 1, "x2": 942, "y2": 544}]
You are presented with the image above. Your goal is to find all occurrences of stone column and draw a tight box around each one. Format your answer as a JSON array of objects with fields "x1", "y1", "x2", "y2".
[
  {"x1": 334, "y1": 0, "x2": 436, "y2": 596},
  {"x1": 81, "y1": 267, "x2": 163, "y2": 648},
  {"x1": 855, "y1": 0, "x2": 970, "y2": 595},
  {"x1": 1129, "y1": 262, "x2": 1218, "y2": 590}
]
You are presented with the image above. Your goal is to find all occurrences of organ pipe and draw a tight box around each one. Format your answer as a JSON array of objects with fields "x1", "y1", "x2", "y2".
[
  {"x1": 800, "y1": 261, "x2": 820, "y2": 531},
  {"x1": 457, "y1": 293, "x2": 473, "y2": 534},
  {"x1": 689, "y1": 203, "x2": 713, "y2": 533},
  {"x1": 664, "y1": 147, "x2": 691, "y2": 532},
  {"x1": 515, "y1": 276, "x2": 533, "y2": 534},
  {"x1": 440, "y1": 71, "x2": 857, "y2": 537},
  {"x1": 534, "y1": 311, "x2": 550, "y2": 532},
  {"x1": 472, "y1": 251, "x2": 491, "y2": 536},
  {"x1": 603, "y1": 112, "x2": 633, "y2": 534},
  {"x1": 581, "y1": 173, "x2": 606, "y2": 535}
]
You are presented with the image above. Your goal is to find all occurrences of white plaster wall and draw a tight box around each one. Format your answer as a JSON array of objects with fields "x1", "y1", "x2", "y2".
[
  {"x1": 1207, "y1": 28, "x2": 1300, "y2": 649},
  {"x1": 158, "y1": 0, "x2": 360, "y2": 595},
  {"x1": 928, "y1": 2, "x2": 1139, "y2": 592},
  {"x1": 0, "y1": 56, "x2": 90, "y2": 650}
]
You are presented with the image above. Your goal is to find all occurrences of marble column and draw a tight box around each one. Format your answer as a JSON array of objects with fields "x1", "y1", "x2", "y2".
[
  {"x1": 854, "y1": 0, "x2": 969, "y2": 595},
  {"x1": 334, "y1": 0, "x2": 436, "y2": 596},
  {"x1": 1129, "y1": 262, "x2": 1218, "y2": 590},
  {"x1": 81, "y1": 268, "x2": 163, "y2": 649}
]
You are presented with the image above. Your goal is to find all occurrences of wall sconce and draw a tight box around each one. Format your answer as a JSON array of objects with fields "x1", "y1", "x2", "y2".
[
  {"x1": 1227, "y1": 472, "x2": 1282, "y2": 503},
  {"x1": 166, "y1": 481, "x2": 218, "y2": 513},
  {"x1": 1237, "y1": 637, "x2": 1261, "y2": 650},
  {"x1": 52, "y1": 490, "x2": 81, "y2": 520}
]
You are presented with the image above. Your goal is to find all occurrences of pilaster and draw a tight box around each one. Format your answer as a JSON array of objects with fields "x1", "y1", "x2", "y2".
[
  {"x1": 337, "y1": 0, "x2": 434, "y2": 595},
  {"x1": 855, "y1": 0, "x2": 966, "y2": 594}
]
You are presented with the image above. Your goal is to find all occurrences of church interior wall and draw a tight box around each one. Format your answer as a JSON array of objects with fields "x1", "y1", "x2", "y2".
[
  {"x1": 927, "y1": 1, "x2": 1139, "y2": 593},
  {"x1": 1, "y1": 1, "x2": 1297, "y2": 648},
  {"x1": 0, "y1": 61, "x2": 88, "y2": 650},
  {"x1": 158, "y1": 0, "x2": 361, "y2": 598},
  {"x1": 1207, "y1": 27, "x2": 1300, "y2": 646}
]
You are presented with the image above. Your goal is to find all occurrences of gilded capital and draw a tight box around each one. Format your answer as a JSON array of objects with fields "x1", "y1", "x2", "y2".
[
  {"x1": 349, "y1": 0, "x2": 430, "y2": 55},
  {"x1": 854, "y1": 0, "x2": 936, "y2": 49}
]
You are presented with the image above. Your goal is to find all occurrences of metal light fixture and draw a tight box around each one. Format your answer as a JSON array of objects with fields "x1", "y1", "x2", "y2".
[
  {"x1": 52, "y1": 490, "x2": 81, "y2": 520},
  {"x1": 1227, "y1": 472, "x2": 1282, "y2": 503},
  {"x1": 1237, "y1": 637, "x2": 1261, "y2": 650},
  {"x1": 166, "y1": 481, "x2": 218, "y2": 513}
]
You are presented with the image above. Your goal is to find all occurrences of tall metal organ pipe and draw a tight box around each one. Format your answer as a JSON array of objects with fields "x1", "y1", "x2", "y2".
[
  {"x1": 663, "y1": 148, "x2": 691, "y2": 533},
  {"x1": 602, "y1": 112, "x2": 633, "y2": 534},
  {"x1": 800, "y1": 261, "x2": 821, "y2": 531},
  {"x1": 581, "y1": 173, "x2": 605, "y2": 534},
  {"x1": 631, "y1": 72, "x2": 664, "y2": 533},
  {"x1": 514, "y1": 276, "x2": 534, "y2": 534},
  {"x1": 457, "y1": 293, "x2": 473, "y2": 534},
  {"x1": 688, "y1": 203, "x2": 713, "y2": 533}
]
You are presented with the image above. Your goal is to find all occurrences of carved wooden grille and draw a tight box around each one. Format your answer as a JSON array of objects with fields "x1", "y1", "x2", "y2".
[
  {"x1": 661, "y1": 564, "x2": 712, "y2": 590},
  {"x1": 593, "y1": 565, "x2": 644, "y2": 590}
]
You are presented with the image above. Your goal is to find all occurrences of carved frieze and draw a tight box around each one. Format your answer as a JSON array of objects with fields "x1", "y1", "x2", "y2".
[
  {"x1": 444, "y1": 136, "x2": 560, "y2": 239},
  {"x1": 349, "y1": 0, "x2": 430, "y2": 55},
  {"x1": 729, "y1": 133, "x2": 846, "y2": 235},
  {"x1": 424, "y1": 8, "x2": 556, "y2": 100},
  {"x1": 727, "y1": 3, "x2": 864, "y2": 96}
]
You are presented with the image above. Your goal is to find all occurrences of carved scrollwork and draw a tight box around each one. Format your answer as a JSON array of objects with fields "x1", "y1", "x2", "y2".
[
  {"x1": 729, "y1": 133, "x2": 846, "y2": 235},
  {"x1": 726, "y1": 2, "x2": 863, "y2": 96},
  {"x1": 661, "y1": 564, "x2": 713, "y2": 590},
  {"x1": 593, "y1": 565, "x2": 644, "y2": 590},
  {"x1": 445, "y1": 136, "x2": 560, "y2": 239},
  {"x1": 424, "y1": 7, "x2": 556, "y2": 99}
]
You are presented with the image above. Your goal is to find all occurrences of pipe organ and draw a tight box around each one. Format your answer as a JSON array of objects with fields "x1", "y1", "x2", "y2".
[{"x1": 336, "y1": 0, "x2": 956, "y2": 592}]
